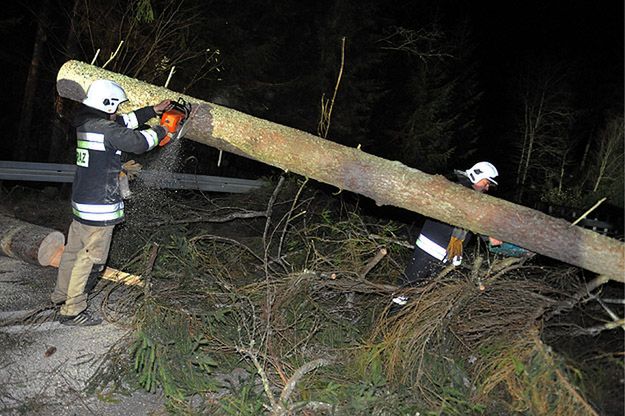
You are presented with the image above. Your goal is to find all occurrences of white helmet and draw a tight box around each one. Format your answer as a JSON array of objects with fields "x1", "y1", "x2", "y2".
[
  {"x1": 466, "y1": 161, "x2": 498, "y2": 185},
  {"x1": 82, "y1": 79, "x2": 128, "y2": 114}
]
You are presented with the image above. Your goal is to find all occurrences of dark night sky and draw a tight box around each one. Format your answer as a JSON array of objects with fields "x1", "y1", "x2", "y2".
[
  {"x1": 2, "y1": 1, "x2": 623, "y2": 170},
  {"x1": 468, "y1": 2, "x2": 623, "y2": 140}
]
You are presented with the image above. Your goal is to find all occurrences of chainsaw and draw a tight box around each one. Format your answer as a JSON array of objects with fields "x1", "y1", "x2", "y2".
[{"x1": 159, "y1": 98, "x2": 195, "y2": 146}]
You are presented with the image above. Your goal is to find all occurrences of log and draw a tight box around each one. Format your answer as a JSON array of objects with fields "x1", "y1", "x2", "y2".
[
  {"x1": 0, "y1": 215, "x2": 142, "y2": 286},
  {"x1": 56, "y1": 60, "x2": 625, "y2": 281},
  {"x1": 0, "y1": 214, "x2": 65, "y2": 267}
]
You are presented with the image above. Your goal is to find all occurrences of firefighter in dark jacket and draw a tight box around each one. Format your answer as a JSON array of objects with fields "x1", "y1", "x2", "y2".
[
  {"x1": 52, "y1": 79, "x2": 173, "y2": 326},
  {"x1": 392, "y1": 162, "x2": 501, "y2": 306}
]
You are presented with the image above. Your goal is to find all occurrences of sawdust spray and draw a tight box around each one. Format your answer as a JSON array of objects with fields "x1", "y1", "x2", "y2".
[{"x1": 112, "y1": 137, "x2": 186, "y2": 265}]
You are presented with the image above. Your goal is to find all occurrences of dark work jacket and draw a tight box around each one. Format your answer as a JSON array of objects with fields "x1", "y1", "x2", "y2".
[
  {"x1": 71, "y1": 105, "x2": 167, "y2": 226},
  {"x1": 419, "y1": 220, "x2": 465, "y2": 255},
  {"x1": 413, "y1": 174, "x2": 474, "y2": 263},
  {"x1": 402, "y1": 175, "x2": 476, "y2": 284}
]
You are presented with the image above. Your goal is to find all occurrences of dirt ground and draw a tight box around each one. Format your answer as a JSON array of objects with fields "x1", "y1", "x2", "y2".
[{"x1": 0, "y1": 184, "x2": 168, "y2": 415}]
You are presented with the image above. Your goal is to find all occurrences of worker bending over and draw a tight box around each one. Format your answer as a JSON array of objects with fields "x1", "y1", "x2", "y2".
[{"x1": 393, "y1": 162, "x2": 529, "y2": 306}]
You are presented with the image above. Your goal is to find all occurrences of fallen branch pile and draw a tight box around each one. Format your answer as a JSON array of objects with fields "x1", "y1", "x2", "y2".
[{"x1": 88, "y1": 177, "x2": 622, "y2": 415}]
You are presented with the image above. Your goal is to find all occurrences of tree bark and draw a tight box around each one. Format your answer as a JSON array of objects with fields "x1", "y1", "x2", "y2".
[
  {"x1": 56, "y1": 60, "x2": 625, "y2": 280},
  {"x1": 0, "y1": 214, "x2": 65, "y2": 267}
]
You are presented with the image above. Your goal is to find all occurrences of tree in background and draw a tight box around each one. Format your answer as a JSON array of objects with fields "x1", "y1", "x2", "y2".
[
  {"x1": 380, "y1": 21, "x2": 481, "y2": 174},
  {"x1": 15, "y1": 0, "x2": 51, "y2": 161},
  {"x1": 587, "y1": 113, "x2": 624, "y2": 207},
  {"x1": 63, "y1": 0, "x2": 222, "y2": 90},
  {"x1": 13, "y1": 0, "x2": 223, "y2": 163},
  {"x1": 511, "y1": 58, "x2": 624, "y2": 213},
  {"x1": 312, "y1": 0, "x2": 385, "y2": 149},
  {"x1": 512, "y1": 62, "x2": 574, "y2": 204}
]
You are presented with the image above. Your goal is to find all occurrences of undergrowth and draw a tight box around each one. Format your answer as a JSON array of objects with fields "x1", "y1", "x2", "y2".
[{"x1": 85, "y1": 176, "x2": 622, "y2": 415}]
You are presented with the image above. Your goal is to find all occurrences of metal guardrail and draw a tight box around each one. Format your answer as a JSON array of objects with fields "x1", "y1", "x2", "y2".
[
  {"x1": 0, "y1": 161, "x2": 265, "y2": 194},
  {"x1": 546, "y1": 203, "x2": 622, "y2": 237}
]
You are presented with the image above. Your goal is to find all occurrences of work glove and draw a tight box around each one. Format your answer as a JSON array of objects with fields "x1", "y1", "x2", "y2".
[
  {"x1": 121, "y1": 160, "x2": 142, "y2": 180},
  {"x1": 488, "y1": 241, "x2": 534, "y2": 258},
  {"x1": 445, "y1": 227, "x2": 468, "y2": 266},
  {"x1": 153, "y1": 99, "x2": 173, "y2": 115}
]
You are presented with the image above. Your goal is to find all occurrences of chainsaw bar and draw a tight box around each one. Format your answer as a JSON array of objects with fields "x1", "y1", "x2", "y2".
[{"x1": 176, "y1": 102, "x2": 199, "y2": 140}]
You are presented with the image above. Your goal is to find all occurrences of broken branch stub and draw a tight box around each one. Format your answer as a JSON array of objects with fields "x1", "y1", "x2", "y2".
[{"x1": 56, "y1": 60, "x2": 625, "y2": 280}]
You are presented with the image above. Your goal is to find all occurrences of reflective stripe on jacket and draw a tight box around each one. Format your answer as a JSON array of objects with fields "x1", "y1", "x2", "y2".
[
  {"x1": 72, "y1": 201, "x2": 124, "y2": 222},
  {"x1": 415, "y1": 218, "x2": 470, "y2": 265},
  {"x1": 415, "y1": 234, "x2": 447, "y2": 261},
  {"x1": 71, "y1": 106, "x2": 166, "y2": 226}
]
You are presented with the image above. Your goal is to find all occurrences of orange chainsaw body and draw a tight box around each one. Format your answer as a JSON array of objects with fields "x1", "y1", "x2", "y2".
[
  {"x1": 159, "y1": 99, "x2": 191, "y2": 146},
  {"x1": 160, "y1": 108, "x2": 186, "y2": 134}
]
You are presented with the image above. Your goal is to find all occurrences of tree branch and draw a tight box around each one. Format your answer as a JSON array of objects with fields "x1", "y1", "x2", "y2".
[
  {"x1": 359, "y1": 247, "x2": 388, "y2": 279},
  {"x1": 278, "y1": 358, "x2": 331, "y2": 406},
  {"x1": 151, "y1": 210, "x2": 266, "y2": 226}
]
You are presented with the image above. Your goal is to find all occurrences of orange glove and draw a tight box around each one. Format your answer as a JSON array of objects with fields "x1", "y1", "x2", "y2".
[
  {"x1": 445, "y1": 236, "x2": 464, "y2": 263},
  {"x1": 445, "y1": 228, "x2": 468, "y2": 265}
]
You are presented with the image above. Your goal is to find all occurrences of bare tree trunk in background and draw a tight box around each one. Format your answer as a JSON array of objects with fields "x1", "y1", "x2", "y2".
[
  {"x1": 515, "y1": 99, "x2": 529, "y2": 194},
  {"x1": 513, "y1": 67, "x2": 573, "y2": 204},
  {"x1": 16, "y1": 0, "x2": 50, "y2": 161},
  {"x1": 515, "y1": 92, "x2": 543, "y2": 202},
  {"x1": 557, "y1": 148, "x2": 569, "y2": 193},
  {"x1": 579, "y1": 133, "x2": 592, "y2": 171},
  {"x1": 56, "y1": 60, "x2": 625, "y2": 281},
  {"x1": 591, "y1": 115, "x2": 624, "y2": 192},
  {"x1": 48, "y1": 0, "x2": 81, "y2": 163}
]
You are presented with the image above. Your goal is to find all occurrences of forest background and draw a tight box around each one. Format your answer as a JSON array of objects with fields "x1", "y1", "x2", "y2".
[{"x1": 3, "y1": 0, "x2": 623, "y2": 214}]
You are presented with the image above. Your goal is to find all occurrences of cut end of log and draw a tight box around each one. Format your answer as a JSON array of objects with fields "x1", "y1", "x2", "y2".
[
  {"x1": 48, "y1": 245, "x2": 64, "y2": 268},
  {"x1": 1, "y1": 214, "x2": 66, "y2": 266},
  {"x1": 37, "y1": 231, "x2": 65, "y2": 267}
]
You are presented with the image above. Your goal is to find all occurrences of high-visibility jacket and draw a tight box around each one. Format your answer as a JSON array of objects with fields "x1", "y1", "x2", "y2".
[
  {"x1": 415, "y1": 220, "x2": 472, "y2": 262},
  {"x1": 414, "y1": 174, "x2": 474, "y2": 264},
  {"x1": 71, "y1": 105, "x2": 166, "y2": 226}
]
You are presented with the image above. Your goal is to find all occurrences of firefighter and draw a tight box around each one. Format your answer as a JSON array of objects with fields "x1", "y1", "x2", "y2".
[
  {"x1": 392, "y1": 161, "x2": 501, "y2": 306},
  {"x1": 51, "y1": 79, "x2": 172, "y2": 326}
]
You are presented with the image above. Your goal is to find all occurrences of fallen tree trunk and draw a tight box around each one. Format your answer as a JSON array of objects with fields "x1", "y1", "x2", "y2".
[
  {"x1": 0, "y1": 214, "x2": 65, "y2": 267},
  {"x1": 56, "y1": 60, "x2": 625, "y2": 281}
]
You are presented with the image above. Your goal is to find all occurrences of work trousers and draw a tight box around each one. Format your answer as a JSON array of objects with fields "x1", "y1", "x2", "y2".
[
  {"x1": 51, "y1": 220, "x2": 114, "y2": 316},
  {"x1": 400, "y1": 246, "x2": 446, "y2": 286}
]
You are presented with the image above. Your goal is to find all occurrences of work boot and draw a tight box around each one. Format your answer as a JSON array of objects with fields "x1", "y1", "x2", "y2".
[
  {"x1": 389, "y1": 295, "x2": 409, "y2": 315},
  {"x1": 391, "y1": 295, "x2": 409, "y2": 306},
  {"x1": 59, "y1": 310, "x2": 103, "y2": 326}
]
